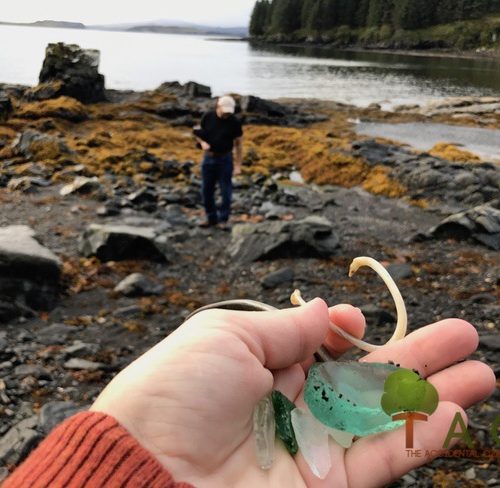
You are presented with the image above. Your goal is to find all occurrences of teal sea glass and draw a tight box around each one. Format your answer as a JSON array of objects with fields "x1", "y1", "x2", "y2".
[{"x1": 304, "y1": 361, "x2": 404, "y2": 436}]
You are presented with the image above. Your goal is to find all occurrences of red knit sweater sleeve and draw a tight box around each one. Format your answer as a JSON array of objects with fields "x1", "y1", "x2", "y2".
[{"x1": 3, "y1": 411, "x2": 194, "y2": 488}]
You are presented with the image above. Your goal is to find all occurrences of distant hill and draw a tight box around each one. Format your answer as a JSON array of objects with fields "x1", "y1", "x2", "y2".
[
  {"x1": 90, "y1": 20, "x2": 248, "y2": 37},
  {"x1": 0, "y1": 19, "x2": 248, "y2": 37},
  {"x1": 0, "y1": 20, "x2": 84, "y2": 29}
]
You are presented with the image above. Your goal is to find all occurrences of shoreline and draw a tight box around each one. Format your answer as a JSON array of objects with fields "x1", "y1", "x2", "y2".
[{"x1": 246, "y1": 38, "x2": 500, "y2": 61}]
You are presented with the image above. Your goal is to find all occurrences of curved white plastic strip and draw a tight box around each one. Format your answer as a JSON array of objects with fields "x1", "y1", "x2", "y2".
[{"x1": 291, "y1": 256, "x2": 408, "y2": 352}]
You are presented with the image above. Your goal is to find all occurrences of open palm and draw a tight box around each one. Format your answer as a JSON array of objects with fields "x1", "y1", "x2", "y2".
[{"x1": 91, "y1": 299, "x2": 495, "y2": 488}]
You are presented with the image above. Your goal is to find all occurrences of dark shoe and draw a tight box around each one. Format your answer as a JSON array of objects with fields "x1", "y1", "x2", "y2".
[
  {"x1": 217, "y1": 221, "x2": 231, "y2": 231},
  {"x1": 198, "y1": 220, "x2": 217, "y2": 228}
]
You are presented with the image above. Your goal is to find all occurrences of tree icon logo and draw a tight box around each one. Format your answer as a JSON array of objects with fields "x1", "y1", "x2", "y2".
[{"x1": 381, "y1": 368, "x2": 439, "y2": 448}]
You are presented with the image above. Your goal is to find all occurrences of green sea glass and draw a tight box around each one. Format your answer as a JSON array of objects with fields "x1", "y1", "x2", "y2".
[
  {"x1": 271, "y1": 390, "x2": 298, "y2": 455},
  {"x1": 304, "y1": 361, "x2": 404, "y2": 436}
]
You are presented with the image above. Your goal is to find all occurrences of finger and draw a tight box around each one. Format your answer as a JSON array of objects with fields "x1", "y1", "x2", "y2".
[
  {"x1": 344, "y1": 402, "x2": 467, "y2": 487},
  {"x1": 427, "y1": 360, "x2": 496, "y2": 408},
  {"x1": 361, "y1": 319, "x2": 479, "y2": 376},
  {"x1": 324, "y1": 304, "x2": 366, "y2": 359},
  {"x1": 272, "y1": 365, "x2": 306, "y2": 402},
  {"x1": 232, "y1": 298, "x2": 330, "y2": 370}
]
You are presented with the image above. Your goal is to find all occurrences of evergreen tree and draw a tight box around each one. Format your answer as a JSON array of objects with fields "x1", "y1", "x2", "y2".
[
  {"x1": 355, "y1": 0, "x2": 371, "y2": 26},
  {"x1": 306, "y1": 0, "x2": 324, "y2": 30},
  {"x1": 271, "y1": 0, "x2": 302, "y2": 33},
  {"x1": 322, "y1": 0, "x2": 339, "y2": 29},
  {"x1": 301, "y1": 0, "x2": 317, "y2": 30},
  {"x1": 249, "y1": 0, "x2": 500, "y2": 36},
  {"x1": 367, "y1": 0, "x2": 384, "y2": 26},
  {"x1": 395, "y1": 0, "x2": 438, "y2": 28},
  {"x1": 250, "y1": 1, "x2": 266, "y2": 36},
  {"x1": 336, "y1": 0, "x2": 356, "y2": 26}
]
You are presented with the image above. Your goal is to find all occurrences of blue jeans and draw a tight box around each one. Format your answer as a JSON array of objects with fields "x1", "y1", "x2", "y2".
[{"x1": 201, "y1": 153, "x2": 233, "y2": 224}]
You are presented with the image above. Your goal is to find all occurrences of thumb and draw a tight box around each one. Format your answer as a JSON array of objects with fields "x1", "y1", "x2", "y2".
[{"x1": 232, "y1": 298, "x2": 329, "y2": 370}]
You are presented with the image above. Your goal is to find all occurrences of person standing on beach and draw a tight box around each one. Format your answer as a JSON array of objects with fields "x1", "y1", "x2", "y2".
[{"x1": 195, "y1": 95, "x2": 243, "y2": 229}]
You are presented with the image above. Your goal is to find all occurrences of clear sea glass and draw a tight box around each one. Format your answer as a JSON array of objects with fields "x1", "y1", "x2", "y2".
[
  {"x1": 253, "y1": 395, "x2": 275, "y2": 469},
  {"x1": 291, "y1": 407, "x2": 332, "y2": 479}
]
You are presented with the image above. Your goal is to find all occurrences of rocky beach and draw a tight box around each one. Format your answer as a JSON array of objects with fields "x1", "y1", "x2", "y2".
[{"x1": 0, "y1": 43, "x2": 498, "y2": 486}]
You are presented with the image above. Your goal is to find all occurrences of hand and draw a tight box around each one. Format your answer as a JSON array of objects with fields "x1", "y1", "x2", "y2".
[
  {"x1": 91, "y1": 300, "x2": 495, "y2": 487},
  {"x1": 200, "y1": 140, "x2": 210, "y2": 151},
  {"x1": 233, "y1": 164, "x2": 242, "y2": 176}
]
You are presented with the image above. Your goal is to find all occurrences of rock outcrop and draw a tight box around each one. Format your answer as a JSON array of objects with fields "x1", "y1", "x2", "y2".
[
  {"x1": 38, "y1": 43, "x2": 105, "y2": 103},
  {"x1": 0, "y1": 225, "x2": 61, "y2": 320},
  {"x1": 0, "y1": 91, "x2": 13, "y2": 121},
  {"x1": 352, "y1": 140, "x2": 499, "y2": 209},
  {"x1": 13, "y1": 130, "x2": 73, "y2": 161},
  {"x1": 17, "y1": 96, "x2": 88, "y2": 122},
  {"x1": 79, "y1": 222, "x2": 178, "y2": 262},
  {"x1": 228, "y1": 216, "x2": 339, "y2": 263},
  {"x1": 420, "y1": 201, "x2": 500, "y2": 250}
]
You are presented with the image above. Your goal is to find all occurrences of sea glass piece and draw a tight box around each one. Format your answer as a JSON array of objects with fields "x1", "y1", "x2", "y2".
[
  {"x1": 304, "y1": 361, "x2": 404, "y2": 436},
  {"x1": 253, "y1": 395, "x2": 276, "y2": 470},
  {"x1": 271, "y1": 390, "x2": 298, "y2": 455},
  {"x1": 326, "y1": 426, "x2": 354, "y2": 449},
  {"x1": 291, "y1": 408, "x2": 331, "y2": 479}
]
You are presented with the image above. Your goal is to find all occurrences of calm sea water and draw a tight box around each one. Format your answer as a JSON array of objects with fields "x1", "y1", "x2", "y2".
[{"x1": 1, "y1": 24, "x2": 500, "y2": 107}]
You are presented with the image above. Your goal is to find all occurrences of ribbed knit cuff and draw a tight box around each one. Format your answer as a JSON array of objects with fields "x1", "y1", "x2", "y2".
[{"x1": 3, "y1": 411, "x2": 194, "y2": 488}]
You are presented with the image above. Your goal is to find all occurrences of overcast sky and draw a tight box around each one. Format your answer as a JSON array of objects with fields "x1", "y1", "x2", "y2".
[{"x1": 1, "y1": 0, "x2": 256, "y2": 26}]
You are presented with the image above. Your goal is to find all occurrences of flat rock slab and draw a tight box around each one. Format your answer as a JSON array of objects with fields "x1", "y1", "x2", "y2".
[
  {"x1": 0, "y1": 225, "x2": 61, "y2": 274},
  {"x1": 423, "y1": 202, "x2": 500, "y2": 250},
  {"x1": 228, "y1": 216, "x2": 339, "y2": 263},
  {"x1": 114, "y1": 272, "x2": 164, "y2": 297},
  {"x1": 0, "y1": 225, "x2": 61, "y2": 316},
  {"x1": 79, "y1": 223, "x2": 178, "y2": 262},
  {"x1": 0, "y1": 416, "x2": 42, "y2": 467}
]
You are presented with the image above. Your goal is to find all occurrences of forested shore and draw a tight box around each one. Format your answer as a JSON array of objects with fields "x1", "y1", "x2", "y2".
[{"x1": 249, "y1": 0, "x2": 500, "y2": 51}]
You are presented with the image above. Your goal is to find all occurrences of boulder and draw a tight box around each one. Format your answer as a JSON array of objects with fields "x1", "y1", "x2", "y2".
[
  {"x1": 0, "y1": 417, "x2": 42, "y2": 467},
  {"x1": 17, "y1": 96, "x2": 88, "y2": 122},
  {"x1": 38, "y1": 42, "x2": 105, "y2": 103},
  {"x1": 0, "y1": 225, "x2": 61, "y2": 319},
  {"x1": 7, "y1": 176, "x2": 51, "y2": 193},
  {"x1": 60, "y1": 176, "x2": 101, "y2": 196},
  {"x1": 352, "y1": 139, "x2": 499, "y2": 208},
  {"x1": 126, "y1": 187, "x2": 158, "y2": 212},
  {"x1": 79, "y1": 223, "x2": 178, "y2": 262},
  {"x1": 183, "y1": 81, "x2": 211, "y2": 98},
  {"x1": 13, "y1": 129, "x2": 73, "y2": 161},
  {"x1": 423, "y1": 202, "x2": 500, "y2": 250},
  {"x1": 24, "y1": 80, "x2": 65, "y2": 101},
  {"x1": 155, "y1": 81, "x2": 211, "y2": 98},
  {"x1": 0, "y1": 91, "x2": 13, "y2": 121},
  {"x1": 114, "y1": 273, "x2": 164, "y2": 297},
  {"x1": 38, "y1": 401, "x2": 84, "y2": 435},
  {"x1": 228, "y1": 216, "x2": 339, "y2": 263},
  {"x1": 240, "y1": 95, "x2": 290, "y2": 117},
  {"x1": 261, "y1": 267, "x2": 295, "y2": 289},
  {"x1": 156, "y1": 102, "x2": 192, "y2": 118}
]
